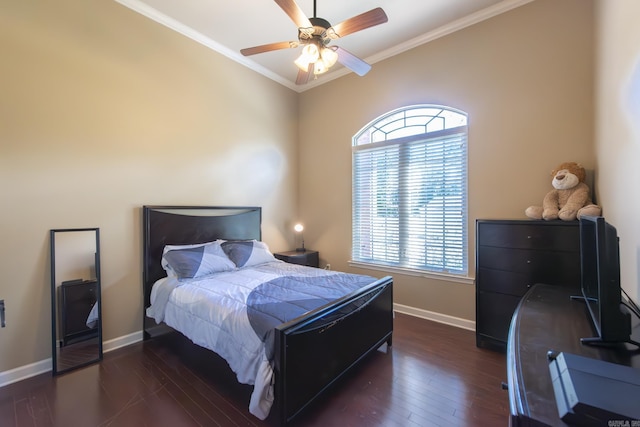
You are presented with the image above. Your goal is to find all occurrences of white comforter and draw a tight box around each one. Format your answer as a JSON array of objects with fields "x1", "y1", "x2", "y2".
[{"x1": 146, "y1": 261, "x2": 358, "y2": 419}]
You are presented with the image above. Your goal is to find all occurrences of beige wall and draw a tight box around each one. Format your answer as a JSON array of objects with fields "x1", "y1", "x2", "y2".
[
  {"x1": 5, "y1": 0, "x2": 635, "y2": 377},
  {"x1": 0, "y1": 0, "x2": 298, "y2": 372},
  {"x1": 595, "y1": 0, "x2": 640, "y2": 303},
  {"x1": 298, "y1": 0, "x2": 595, "y2": 321}
]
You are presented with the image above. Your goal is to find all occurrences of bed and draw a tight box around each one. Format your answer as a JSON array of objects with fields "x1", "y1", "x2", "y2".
[{"x1": 142, "y1": 206, "x2": 393, "y2": 425}]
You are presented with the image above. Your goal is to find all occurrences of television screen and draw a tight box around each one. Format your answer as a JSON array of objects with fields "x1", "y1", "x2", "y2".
[
  {"x1": 579, "y1": 217, "x2": 600, "y2": 333},
  {"x1": 579, "y1": 216, "x2": 632, "y2": 345}
]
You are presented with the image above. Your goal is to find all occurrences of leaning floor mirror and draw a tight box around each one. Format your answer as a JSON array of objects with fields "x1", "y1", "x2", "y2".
[{"x1": 50, "y1": 228, "x2": 103, "y2": 375}]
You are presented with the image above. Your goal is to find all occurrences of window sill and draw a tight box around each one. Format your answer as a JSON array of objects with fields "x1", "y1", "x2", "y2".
[{"x1": 348, "y1": 261, "x2": 475, "y2": 285}]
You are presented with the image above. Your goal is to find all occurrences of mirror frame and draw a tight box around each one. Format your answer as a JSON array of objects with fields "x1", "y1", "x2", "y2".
[{"x1": 50, "y1": 228, "x2": 103, "y2": 375}]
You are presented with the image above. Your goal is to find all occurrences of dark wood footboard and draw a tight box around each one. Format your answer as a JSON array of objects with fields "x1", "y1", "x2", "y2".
[{"x1": 273, "y1": 276, "x2": 393, "y2": 425}]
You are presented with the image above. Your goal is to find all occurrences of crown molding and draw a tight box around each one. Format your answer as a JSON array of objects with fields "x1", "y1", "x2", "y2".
[
  {"x1": 113, "y1": 0, "x2": 299, "y2": 91},
  {"x1": 367, "y1": 0, "x2": 535, "y2": 66},
  {"x1": 114, "y1": 0, "x2": 534, "y2": 92}
]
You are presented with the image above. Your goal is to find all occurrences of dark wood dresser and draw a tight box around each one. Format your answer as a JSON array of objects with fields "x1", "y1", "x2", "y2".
[
  {"x1": 476, "y1": 220, "x2": 581, "y2": 351},
  {"x1": 59, "y1": 279, "x2": 98, "y2": 346},
  {"x1": 507, "y1": 284, "x2": 640, "y2": 426}
]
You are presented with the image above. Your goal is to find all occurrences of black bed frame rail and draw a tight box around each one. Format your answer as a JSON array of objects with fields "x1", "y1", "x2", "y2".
[{"x1": 273, "y1": 275, "x2": 393, "y2": 425}]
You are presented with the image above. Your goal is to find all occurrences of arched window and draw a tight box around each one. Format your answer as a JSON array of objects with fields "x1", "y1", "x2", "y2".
[{"x1": 352, "y1": 105, "x2": 468, "y2": 275}]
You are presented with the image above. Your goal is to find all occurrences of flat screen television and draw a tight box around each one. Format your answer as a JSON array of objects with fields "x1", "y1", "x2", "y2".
[{"x1": 577, "y1": 215, "x2": 633, "y2": 345}]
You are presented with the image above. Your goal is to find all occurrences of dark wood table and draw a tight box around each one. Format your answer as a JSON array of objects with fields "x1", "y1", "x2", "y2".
[{"x1": 507, "y1": 283, "x2": 640, "y2": 427}]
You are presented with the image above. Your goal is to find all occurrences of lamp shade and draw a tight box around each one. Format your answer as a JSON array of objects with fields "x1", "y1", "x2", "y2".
[{"x1": 294, "y1": 223, "x2": 305, "y2": 251}]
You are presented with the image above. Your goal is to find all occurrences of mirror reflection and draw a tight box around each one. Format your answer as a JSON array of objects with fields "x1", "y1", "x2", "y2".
[{"x1": 50, "y1": 228, "x2": 102, "y2": 375}]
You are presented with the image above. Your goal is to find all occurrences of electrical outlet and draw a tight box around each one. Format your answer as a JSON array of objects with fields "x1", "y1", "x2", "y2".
[{"x1": 325, "y1": 264, "x2": 331, "y2": 270}]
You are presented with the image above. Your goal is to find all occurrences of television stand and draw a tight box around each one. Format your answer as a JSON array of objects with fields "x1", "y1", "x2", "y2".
[
  {"x1": 507, "y1": 284, "x2": 640, "y2": 427},
  {"x1": 568, "y1": 294, "x2": 640, "y2": 348},
  {"x1": 578, "y1": 335, "x2": 640, "y2": 348}
]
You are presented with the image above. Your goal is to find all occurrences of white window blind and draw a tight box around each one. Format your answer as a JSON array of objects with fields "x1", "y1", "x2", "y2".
[{"x1": 352, "y1": 105, "x2": 468, "y2": 275}]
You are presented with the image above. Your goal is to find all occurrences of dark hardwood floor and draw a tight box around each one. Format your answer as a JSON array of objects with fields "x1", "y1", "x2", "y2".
[{"x1": 0, "y1": 313, "x2": 509, "y2": 426}]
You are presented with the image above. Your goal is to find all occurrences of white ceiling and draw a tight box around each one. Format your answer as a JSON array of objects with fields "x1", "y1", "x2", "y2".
[{"x1": 115, "y1": 0, "x2": 532, "y2": 92}]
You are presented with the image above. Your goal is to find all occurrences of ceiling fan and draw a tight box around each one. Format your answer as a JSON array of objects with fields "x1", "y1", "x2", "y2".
[{"x1": 240, "y1": 0, "x2": 388, "y2": 85}]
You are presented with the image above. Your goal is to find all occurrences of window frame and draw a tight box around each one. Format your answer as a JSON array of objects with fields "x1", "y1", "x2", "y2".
[{"x1": 350, "y1": 105, "x2": 470, "y2": 283}]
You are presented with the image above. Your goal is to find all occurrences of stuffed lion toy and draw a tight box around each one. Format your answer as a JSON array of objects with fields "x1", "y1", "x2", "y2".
[{"x1": 525, "y1": 162, "x2": 601, "y2": 221}]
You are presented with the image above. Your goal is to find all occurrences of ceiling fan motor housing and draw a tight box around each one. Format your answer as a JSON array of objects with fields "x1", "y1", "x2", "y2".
[
  {"x1": 309, "y1": 17, "x2": 331, "y2": 29},
  {"x1": 298, "y1": 17, "x2": 332, "y2": 44}
]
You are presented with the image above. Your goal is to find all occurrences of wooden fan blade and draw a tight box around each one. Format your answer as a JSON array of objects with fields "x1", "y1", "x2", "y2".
[
  {"x1": 329, "y1": 7, "x2": 388, "y2": 39},
  {"x1": 334, "y1": 46, "x2": 371, "y2": 76},
  {"x1": 240, "y1": 41, "x2": 298, "y2": 56},
  {"x1": 295, "y1": 63, "x2": 312, "y2": 85},
  {"x1": 274, "y1": 0, "x2": 312, "y2": 29}
]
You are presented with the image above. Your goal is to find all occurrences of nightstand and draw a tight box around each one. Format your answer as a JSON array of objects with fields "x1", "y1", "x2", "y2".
[{"x1": 274, "y1": 250, "x2": 319, "y2": 268}]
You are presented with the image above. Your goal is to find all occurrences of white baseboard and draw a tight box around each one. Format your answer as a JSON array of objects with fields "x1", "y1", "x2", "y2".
[
  {"x1": 1, "y1": 307, "x2": 471, "y2": 388},
  {"x1": 0, "y1": 330, "x2": 143, "y2": 388},
  {"x1": 394, "y1": 303, "x2": 476, "y2": 331},
  {"x1": 103, "y1": 330, "x2": 144, "y2": 353},
  {"x1": 0, "y1": 359, "x2": 51, "y2": 389}
]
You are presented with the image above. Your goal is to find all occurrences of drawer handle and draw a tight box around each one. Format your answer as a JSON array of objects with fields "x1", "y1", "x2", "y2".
[
  {"x1": 527, "y1": 235, "x2": 532, "y2": 239},
  {"x1": 526, "y1": 260, "x2": 531, "y2": 264}
]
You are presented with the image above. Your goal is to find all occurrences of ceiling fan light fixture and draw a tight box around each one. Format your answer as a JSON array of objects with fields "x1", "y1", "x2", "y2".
[
  {"x1": 313, "y1": 47, "x2": 338, "y2": 75},
  {"x1": 294, "y1": 56, "x2": 310, "y2": 72},
  {"x1": 313, "y1": 47, "x2": 337, "y2": 75},
  {"x1": 313, "y1": 60, "x2": 328, "y2": 75},
  {"x1": 294, "y1": 43, "x2": 320, "y2": 71},
  {"x1": 321, "y1": 47, "x2": 338, "y2": 67}
]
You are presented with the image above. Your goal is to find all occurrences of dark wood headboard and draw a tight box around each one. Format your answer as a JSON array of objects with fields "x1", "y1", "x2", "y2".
[{"x1": 142, "y1": 206, "x2": 261, "y2": 334}]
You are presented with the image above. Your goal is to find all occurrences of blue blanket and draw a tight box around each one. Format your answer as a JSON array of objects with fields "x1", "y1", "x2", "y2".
[{"x1": 246, "y1": 273, "x2": 376, "y2": 359}]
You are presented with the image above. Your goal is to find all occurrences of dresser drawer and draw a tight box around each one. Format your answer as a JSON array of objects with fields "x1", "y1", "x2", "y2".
[
  {"x1": 64, "y1": 283, "x2": 97, "y2": 305},
  {"x1": 477, "y1": 246, "x2": 580, "y2": 285},
  {"x1": 476, "y1": 291, "x2": 522, "y2": 345},
  {"x1": 477, "y1": 221, "x2": 579, "y2": 252},
  {"x1": 476, "y1": 268, "x2": 533, "y2": 296}
]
